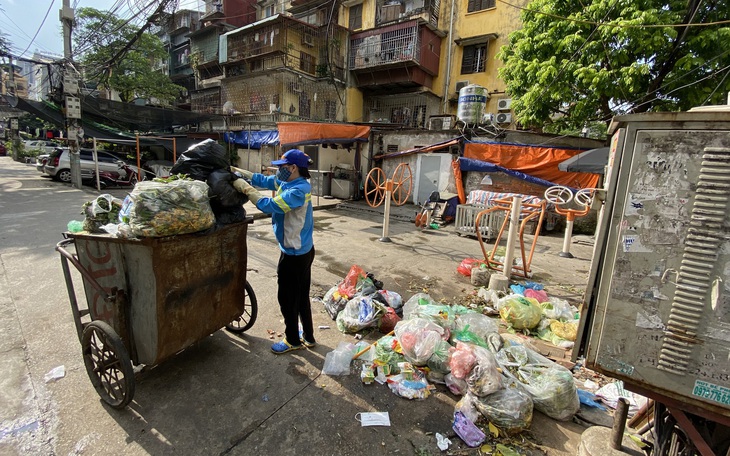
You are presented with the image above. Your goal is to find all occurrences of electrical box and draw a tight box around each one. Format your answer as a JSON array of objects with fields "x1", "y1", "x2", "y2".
[
  {"x1": 65, "y1": 96, "x2": 82, "y2": 119},
  {"x1": 580, "y1": 109, "x2": 730, "y2": 421}
]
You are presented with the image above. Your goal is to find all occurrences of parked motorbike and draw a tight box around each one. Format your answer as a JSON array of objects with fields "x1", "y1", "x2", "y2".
[{"x1": 96, "y1": 162, "x2": 139, "y2": 189}]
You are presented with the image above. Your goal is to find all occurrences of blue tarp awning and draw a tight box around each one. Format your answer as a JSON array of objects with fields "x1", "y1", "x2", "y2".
[
  {"x1": 459, "y1": 157, "x2": 578, "y2": 191},
  {"x1": 224, "y1": 130, "x2": 279, "y2": 149}
]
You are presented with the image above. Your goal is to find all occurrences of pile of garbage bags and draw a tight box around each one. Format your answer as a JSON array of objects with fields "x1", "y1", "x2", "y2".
[
  {"x1": 473, "y1": 281, "x2": 580, "y2": 349},
  {"x1": 321, "y1": 283, "x2": 581, "y2": 440},
  {"x1": 73, "y1": 140, "x2": 249, "y2": 239},
  {"x1": 320, "y1": 265, "x2": 403, "y2": 334}
]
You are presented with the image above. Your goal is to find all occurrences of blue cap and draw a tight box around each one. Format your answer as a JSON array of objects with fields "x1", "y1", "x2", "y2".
[{"x1": 272, "y1": 149, "x2": 311, "y2": 168}]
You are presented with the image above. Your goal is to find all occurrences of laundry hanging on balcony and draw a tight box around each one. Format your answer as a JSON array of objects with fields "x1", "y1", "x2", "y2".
[{"x1": 277, "y1": 122, "x2": 371, "y2": 147}]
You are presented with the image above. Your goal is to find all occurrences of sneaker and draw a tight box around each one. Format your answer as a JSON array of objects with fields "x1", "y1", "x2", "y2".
[
  {"x1": 271, "y1": 339, "x2": 303, "y2": 354},
  {"x1": 299, "y1": 330, "x2": 317, "y2": 348}
]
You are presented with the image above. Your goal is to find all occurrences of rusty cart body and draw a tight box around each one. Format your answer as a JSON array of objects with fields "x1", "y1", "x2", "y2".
[{"x1": 56, "y1": 220, "x2": 257, "y2": 408}]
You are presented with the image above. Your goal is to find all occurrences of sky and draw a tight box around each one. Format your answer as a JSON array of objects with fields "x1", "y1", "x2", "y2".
[{"x1": 0, "y1": 0, "x2": 205, "y2": 59}]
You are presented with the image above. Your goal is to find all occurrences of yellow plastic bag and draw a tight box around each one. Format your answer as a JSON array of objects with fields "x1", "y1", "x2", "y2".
[{"x1": 550, "y1": 320, "x2": 578, "y2": 341}]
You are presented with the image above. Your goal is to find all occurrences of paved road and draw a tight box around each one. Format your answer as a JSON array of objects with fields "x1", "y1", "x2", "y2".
[{"x1": 0, "y1": 157, "x2": 591, "y2": 455}]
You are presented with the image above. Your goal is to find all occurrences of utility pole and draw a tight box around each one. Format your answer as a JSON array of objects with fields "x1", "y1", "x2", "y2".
[
  {"x1": 6, "y1": 58, "x2": 21, "y2": 161},
  {"x1": 61, "y1": 0, "x2": 82, "y2": 189}
]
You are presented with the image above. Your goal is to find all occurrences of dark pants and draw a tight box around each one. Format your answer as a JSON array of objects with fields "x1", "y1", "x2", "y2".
[{"x1": 277, "y1": 247, "x2": 315, "y2": 346}]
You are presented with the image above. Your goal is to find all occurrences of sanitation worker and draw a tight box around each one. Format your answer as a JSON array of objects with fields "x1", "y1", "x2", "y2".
[{"x1": 232, "y1": 149, "x2": 316, "y2": 354}]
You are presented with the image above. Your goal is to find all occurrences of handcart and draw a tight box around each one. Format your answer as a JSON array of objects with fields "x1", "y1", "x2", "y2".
[{"x1": 55, "y1": 220, "x2": 258, "y2": 409}]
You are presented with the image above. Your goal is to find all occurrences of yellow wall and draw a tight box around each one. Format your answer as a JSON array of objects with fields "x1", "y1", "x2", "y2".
[
  {"x1": 345, "y1": 87, "x2": 364, "y2": 122},
  {"x1": 434, "y1": 0, "x2": 527, "y2": 115}
]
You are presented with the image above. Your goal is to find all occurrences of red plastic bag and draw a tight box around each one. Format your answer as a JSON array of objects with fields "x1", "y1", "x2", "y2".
[
  {"x1": 457, "y1": 258, "x2": 485, "y2": 277},
  {"x1": 337, "y1": 265, "x2": 367, "y2": 298},
  {"x1": 379, "y1": 307, "x2": 401, "y2": 334}
]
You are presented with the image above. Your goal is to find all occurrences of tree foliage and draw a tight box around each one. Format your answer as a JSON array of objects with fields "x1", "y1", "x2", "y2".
[
  {"x1": 73, "y1": 7, "x2": 183, "y2": 103},
  {"x1": 497, "y1": 0, "x2": 730, "y2": 131}
]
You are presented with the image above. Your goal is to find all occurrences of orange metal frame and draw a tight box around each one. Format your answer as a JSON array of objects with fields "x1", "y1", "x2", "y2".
[{"x1": 474, "y1": 197, "x2": 547, "y2": 278}]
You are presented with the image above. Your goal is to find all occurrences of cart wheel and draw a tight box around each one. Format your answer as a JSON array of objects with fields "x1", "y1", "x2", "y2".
[
  {"x1": 81, "y1": 321, "x2": 135, "y2": 409},
  {"x1": 226, "y1": 281, "x2": 258, "y2": 333}
]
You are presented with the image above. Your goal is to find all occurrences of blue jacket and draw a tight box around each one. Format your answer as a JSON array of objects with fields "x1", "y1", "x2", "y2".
[{"x1": 250, "y1": 174, "x2": 313, "y2": 255}]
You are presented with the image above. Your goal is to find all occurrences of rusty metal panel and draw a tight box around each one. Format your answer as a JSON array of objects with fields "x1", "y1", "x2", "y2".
[
  {"x1": 69, "y1": 222, "x2": 249, "y2": 366},
  {"x1": 585, "y1": 113, "x2": 730, "y2": 420}
]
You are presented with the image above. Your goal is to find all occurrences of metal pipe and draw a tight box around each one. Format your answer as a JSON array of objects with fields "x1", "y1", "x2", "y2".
[
  {"x1": 442, "y1": 0, "x2": 456, "y2": 113},
  {"x1": 502, "y1": 196, "x2": 521, "y2": 277},
  {"x1": 611, "y1": 397, "x2": 630, "y2": 450},
  {"x1": 93, "y1": 137, "x2": 100, "y2": 192}
]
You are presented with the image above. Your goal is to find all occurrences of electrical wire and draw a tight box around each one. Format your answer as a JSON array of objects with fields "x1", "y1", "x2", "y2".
[{"x1": 17, "y1": 0, "x2": 55, "y2": 58}]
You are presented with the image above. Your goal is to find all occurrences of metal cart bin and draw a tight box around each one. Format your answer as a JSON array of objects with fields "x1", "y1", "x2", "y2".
[{"x1": 57, "y1": 220, "x2": 257, "y2": 409}]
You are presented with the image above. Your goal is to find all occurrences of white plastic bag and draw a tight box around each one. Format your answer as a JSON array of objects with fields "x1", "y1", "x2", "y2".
[
  {"x1": 394, "y1": 318, "x2": 444, "y2": 366},
  {"x1": 466, "y1": 345, "x2": 502, "y2": 397},
  {"x1": 322, "y1": 342, "x2": 355, "y2": 376}
]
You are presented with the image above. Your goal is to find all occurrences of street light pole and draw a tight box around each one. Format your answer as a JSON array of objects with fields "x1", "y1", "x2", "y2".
[{"x1": 61, "y1": 0, "x2": 82, "y2": 189}]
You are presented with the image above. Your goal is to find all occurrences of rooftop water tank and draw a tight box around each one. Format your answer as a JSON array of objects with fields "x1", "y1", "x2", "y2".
[{"x1": 457, "y1": 84, "x2": 488, "y2": 125}]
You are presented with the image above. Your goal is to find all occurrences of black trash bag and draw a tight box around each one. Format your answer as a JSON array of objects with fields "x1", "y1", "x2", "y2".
[
  {"x1": 207, "y1": 170, "x2": 248, "y2": 225},
  {"x1": 207, "y1": 170, "x2": 248, "y2": 207},
  {"x1": 170, "y1": 139, "x2": 229, "y2": 181},
  {"x1": 213, "y1": 206, "x2": 247, "y2": 225}
]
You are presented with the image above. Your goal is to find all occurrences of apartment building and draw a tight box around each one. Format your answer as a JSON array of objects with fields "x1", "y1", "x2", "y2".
[
  {"x1": 175, "y1": 0, "x2": 528, "y2": 129},
  {"x1": 344, "y1": 0, "x2": 527, "y2": 127}
]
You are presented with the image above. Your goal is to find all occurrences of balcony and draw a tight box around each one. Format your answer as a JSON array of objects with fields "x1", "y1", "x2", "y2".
[
  {"x1": 349, "y1": 21, "x2": 441, "y2": 89},
  {"x1": 227, "y1": 23, "x2": 285, "y2": 62},
  {"x1": 375, "y1": 0, "x2": 440, "y2": 27}
]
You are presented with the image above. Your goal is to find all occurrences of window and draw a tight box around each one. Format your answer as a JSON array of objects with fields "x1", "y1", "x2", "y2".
[
  {"x1": 349, "y1": 4, "x2": 363, "y2": 30},
  {"x1": 460, "y1": 43, "x2": 487, "y2": 74},
  {"x1": 300, "y1": 52, "x2": 315, "y2": 74},
  {"x1": 263, "y1": 4, "x2": 275, "y2": 17},
  {"x1": 467, "y1": 0, "x2": 495, "y2": 12},
  {"x1": 324, "y1": 100, "x2": 337, "y2": 120}
]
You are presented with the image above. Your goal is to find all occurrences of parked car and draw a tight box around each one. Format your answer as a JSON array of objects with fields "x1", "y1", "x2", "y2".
[
  {"x1": 0, "y1": 143, "x2": 6, "y2": 156},
  {"x1": 24, "y1": 140, "x2": 58, "y2": 154},
  {"x1": 43, "y1": 148, "x2": 138, "y2": 183},
  {"x1": 36, "y1": 153, "x2": 50, "y2": 172}
]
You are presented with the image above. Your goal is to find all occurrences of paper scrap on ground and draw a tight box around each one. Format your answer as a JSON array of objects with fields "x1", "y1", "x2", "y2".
[{"x1": 44, "y1": 365, "x2": 66, "y2": 383}]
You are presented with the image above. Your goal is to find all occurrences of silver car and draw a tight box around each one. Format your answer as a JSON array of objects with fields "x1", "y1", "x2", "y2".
[{"x1": 43, "y1": 148, "x2": 136, "y2": 183}]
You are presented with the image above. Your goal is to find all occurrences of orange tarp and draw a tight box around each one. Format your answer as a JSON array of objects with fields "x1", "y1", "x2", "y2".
[
  {"x1": 464, "y1": 142, "x2": 600, "y2": 189},
  {"x1": 278, "y1": 122, "x2": 371, "y2": 147}
]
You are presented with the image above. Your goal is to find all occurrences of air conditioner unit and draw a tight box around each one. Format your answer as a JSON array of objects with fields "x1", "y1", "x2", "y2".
[
  {"x1": 496, "y1": 112, "x2": 512, "y2": 124},
  {"x1": 428, "y1": 115, "x2": 455, "y2": 130},
  {"x1": 497, "y1": 98, "x2": 512, "y2": 111},
  {"x1": 302, "y1": 32, "x2": 314, "y2": 47},
  {"x1": 428, "y1": 118, "x2": 444, "y2": 130},
  {"x1": 455, "y1": 80, "x2": 470, "y2": 92}
]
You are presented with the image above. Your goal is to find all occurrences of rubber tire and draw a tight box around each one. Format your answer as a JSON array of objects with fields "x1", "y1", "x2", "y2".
[
  {"x1": 226, "y1": 281, "x2": 258, "y2": 333},
  {"x1": 56, "y1": 169, "x2": 72, "y2": 183},
  {"x1": 81, "y1": 321, "x2": 135, "y2": 409}
]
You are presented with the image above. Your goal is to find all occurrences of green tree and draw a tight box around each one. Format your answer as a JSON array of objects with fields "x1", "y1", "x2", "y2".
[
  {"x1": 497, "y1": 0, "x2": 730, "y2": 132},
  {"x1": 73, "y1": 7, "x2": 183, "y2": 103}
]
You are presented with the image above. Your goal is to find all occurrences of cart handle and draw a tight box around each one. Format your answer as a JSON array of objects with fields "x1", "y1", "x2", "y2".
[{"x1": 56, "y1": 239, "x2": 114, "y2": 303}]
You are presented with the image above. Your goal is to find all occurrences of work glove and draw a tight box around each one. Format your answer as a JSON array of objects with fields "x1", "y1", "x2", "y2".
[
  {"x1": 233, "y1": 178, "x2": 262, "y2": 204},
  {"x1": 230, "y1": 166, "x2": 253, "y2": 180}
]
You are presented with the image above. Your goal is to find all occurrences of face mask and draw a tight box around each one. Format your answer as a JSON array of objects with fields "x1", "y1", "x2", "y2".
[
  {"x1": 276, "y1": 166, "x2": 292, "y2": 182},
  {"x1": 356, "y1": 412, "x2": 391, "y2": 427}
]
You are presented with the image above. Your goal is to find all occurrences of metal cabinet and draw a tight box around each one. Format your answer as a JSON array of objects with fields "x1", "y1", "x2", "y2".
[{"x1": 581, "y1": 110, "x2": 730, "y2": 422}]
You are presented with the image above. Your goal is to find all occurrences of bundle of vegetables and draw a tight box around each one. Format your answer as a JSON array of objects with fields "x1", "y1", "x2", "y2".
[
  {"x1": 82, "y1": 194, "x2": 123, "y2": 233},
  {"x1": 128, "y1": 179, "x2": 215, "y2": 237}
]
